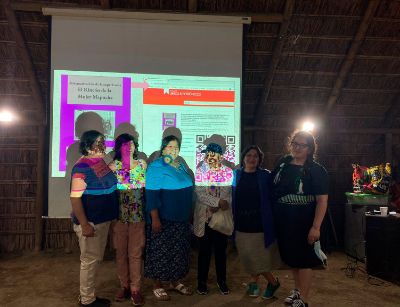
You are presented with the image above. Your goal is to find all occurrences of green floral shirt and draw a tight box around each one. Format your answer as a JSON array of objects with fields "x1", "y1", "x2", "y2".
[
  {"x1": 114, "y1": 160, "x2": 146, "y2": 223},
  {"x1": 115, "y1": 160, "x2": 146, "y2": 190}
]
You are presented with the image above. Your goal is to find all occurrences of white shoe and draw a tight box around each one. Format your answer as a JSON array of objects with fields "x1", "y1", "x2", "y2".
[
  {"x1": 284, "y1": 289, "x2": 300, "y2": 304},
  {"x1": 292, "y1": 298, "x2": 308, "y2": 307}
]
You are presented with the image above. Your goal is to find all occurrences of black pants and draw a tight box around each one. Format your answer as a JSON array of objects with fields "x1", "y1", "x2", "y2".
[{"x1": 197, "y1": 224, "x2": 228, "y2": 285}]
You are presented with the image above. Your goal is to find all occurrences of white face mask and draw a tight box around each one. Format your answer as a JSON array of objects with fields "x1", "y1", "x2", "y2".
[{"x1": 314, "y1": 240, "x2": 327, "y2": 266}]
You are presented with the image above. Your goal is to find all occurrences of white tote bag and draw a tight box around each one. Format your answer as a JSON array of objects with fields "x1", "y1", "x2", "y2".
[{"x1": 208, "y1": 208, "x2": 234, "y2": 236}]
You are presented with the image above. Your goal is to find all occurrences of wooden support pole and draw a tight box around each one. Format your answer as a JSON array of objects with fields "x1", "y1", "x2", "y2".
[
  {"x1": 100, "y1": 0, "x2": 111, "y2": 10},
  {"x1": 323, "y1": 0, "x2": 380, "y2": 118},
  {"x1": 188, "y1": 0, "x2": 197, "y2": 13},
  {"x1": 385, "y1": 133, "x2": 393, "y2": 164},
  {"x1": 3, "y1": 0, "x2": 46, "y2": 252},
  {"x1": 251, "y1": 0, "x2": 294, "y2": 126}
]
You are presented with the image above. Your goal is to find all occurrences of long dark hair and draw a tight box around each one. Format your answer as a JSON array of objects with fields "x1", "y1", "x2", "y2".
[
  {"x1": 240, "y1": 145, "x2": 264, "y2": 168},
  {"x1": 113, "y1": 133, "x2": 139, "y2": 161},
  {"x1": 79, "y1": 130, "x2": 104, "y2": 156},
  {"x1": 287, "y1": 130, "x2": 317, "y2": 162},
  {"x1": 159, "y1": 135, "x2": 181, "y2": 157}
]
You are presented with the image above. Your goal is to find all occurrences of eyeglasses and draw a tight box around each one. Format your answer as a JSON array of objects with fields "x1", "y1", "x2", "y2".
[{"x1": 290, "y1": 141, "x2": 309, "y2": 149}]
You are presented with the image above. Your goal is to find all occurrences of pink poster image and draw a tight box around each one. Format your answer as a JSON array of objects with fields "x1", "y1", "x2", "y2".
[{"x1": 57, "y1": 74, "x2": 131, "y2": 173}]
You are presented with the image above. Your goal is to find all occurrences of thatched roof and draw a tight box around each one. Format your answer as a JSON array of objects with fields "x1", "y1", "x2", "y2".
[
  {"x1": 1, "y1": 0, "x2": 399, "y2": 129},
  {"x1": 0, "y1": 0, "x2": 399, "y2": 251}
]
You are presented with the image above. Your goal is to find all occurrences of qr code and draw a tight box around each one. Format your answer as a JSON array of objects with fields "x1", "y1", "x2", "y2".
[{"x1": 195, "y1": 135, "x2": 236, "y2": 167}]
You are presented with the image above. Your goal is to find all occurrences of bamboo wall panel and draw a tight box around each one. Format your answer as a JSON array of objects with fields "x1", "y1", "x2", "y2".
[
  {"x1": 43, "y1": 218, "x2": 78, "y2": 251},
  {"x1": 0, "y1": 0, "x2": 399, "y2": 251}
]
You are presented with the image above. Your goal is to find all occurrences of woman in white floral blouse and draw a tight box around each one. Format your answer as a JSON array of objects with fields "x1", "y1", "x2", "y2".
[{"x1": 109, "y1": 133, "x2": 146, "y2": 306}]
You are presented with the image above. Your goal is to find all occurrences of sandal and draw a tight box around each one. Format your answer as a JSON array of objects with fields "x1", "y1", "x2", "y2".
[
  {"x1": 153, "y1": 288, "x2": 170, "y2": 301},
  {"x1": 172, "y1": 283, "x2": 193, "y2": 296}
]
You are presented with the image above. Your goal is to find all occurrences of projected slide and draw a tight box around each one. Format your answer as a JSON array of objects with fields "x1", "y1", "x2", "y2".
[
  {"x1": 136, "y1": 74, "x2": 240, "y2": 171},
  {"x1": 51, "y1": 70, "x2": 240, "y2": 177}
]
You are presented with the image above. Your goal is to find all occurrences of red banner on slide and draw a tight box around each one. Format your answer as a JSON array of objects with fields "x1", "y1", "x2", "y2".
[{"x1": 143, "y1": 88, "x2": 235, "y2": 107}]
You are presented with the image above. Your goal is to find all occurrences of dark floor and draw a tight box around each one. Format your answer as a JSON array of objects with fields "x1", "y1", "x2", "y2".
[{"x1": 0, "y1": 248, "x2": 399, "y2": 307}]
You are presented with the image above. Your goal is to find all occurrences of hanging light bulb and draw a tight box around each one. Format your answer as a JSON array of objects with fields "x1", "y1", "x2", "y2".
[
  {"x1": 302, "y1": 121, "x2": 315, "y2": 132},
  {"x1": 0, "y1": 110, "x2": 16, "y2": 122}
]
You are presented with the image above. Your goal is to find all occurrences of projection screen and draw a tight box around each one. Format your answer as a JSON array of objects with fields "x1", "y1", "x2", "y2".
[{"x1": 45, "y1": 9, "x2": 247, "y2": 217}]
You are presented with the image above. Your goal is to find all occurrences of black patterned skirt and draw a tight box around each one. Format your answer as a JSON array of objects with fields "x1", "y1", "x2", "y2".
[{"x1": 144, "y1": 220, "x2": 191, "y2": 282}]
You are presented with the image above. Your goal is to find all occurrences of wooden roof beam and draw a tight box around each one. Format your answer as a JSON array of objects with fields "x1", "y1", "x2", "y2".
[
  {"x1": 245, "y1": 84, "x2": 398, "y2": 94},
  {"x1": 293, "y1": 13, "x2": 400, "y2": 23},
  {"x1": 245, "y1": 69, "x2": 400, "y2": 78},
  {"x1": 244, "y1": 126, "x2": 400, "y2": 135},
  {"x1": 10, "y1": 1, "x2": 282, "y2": 23},
  {"x1": 250, "y1": 0, "x2": 294, "y2": 126},
  {"x1": 2, "y1": 4, "x2": 45, "y2": 120},
  {"x1": 244, "y1": 51, "x2": 399, "y2": 61},
  {"x1": 10, "y1": 1, "x2": 94, "y2": 12},
  {"x1": 250, "y1": 14, "x2": 283, "y2": 23},
  {"x1": 323, "y1": 0, "x2": 380, "y2": 118},
  {"x1": 246, "y1": 33, "x2": 400, "y2": 43}
]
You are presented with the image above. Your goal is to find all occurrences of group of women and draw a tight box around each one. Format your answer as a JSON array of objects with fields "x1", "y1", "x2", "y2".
[{"x1": 69, "y1": 129, "x2": 328, "y2": 307}]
